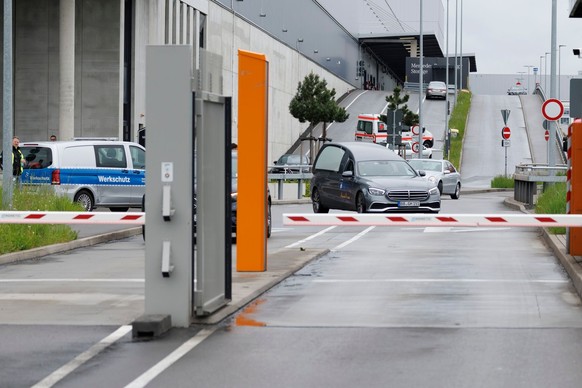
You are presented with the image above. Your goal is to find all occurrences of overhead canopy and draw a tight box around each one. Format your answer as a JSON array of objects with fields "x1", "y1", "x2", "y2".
[{"x1": 360, "y1": 33, "x2": 477, "y2": 83}]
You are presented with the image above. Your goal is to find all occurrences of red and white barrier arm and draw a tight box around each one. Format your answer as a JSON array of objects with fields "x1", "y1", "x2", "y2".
[
  {"x1": 0, "y1": 211, "x2": 145, "y2": 225},
  {"x1": 283, "y1": 213, "x2": 582, "y2": 228}
]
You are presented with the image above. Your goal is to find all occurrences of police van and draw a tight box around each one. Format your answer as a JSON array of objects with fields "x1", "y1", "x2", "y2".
[{"x1": 19, "y1": 140, "x2": 145, "y2": 211}]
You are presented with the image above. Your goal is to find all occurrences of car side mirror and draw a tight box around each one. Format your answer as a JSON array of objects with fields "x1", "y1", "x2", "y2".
[
  {"x1": 273, "y1": 161, "x2": 278, "y2": 165},
  {"x1": 342, "y1": 170, "x2": 354, "y2": 178},
  {"x1": 443, "y1": 170, "x2": 450, "y2": 175},
  {"x1": 418, "y1": 170, "x2": 426, "y2": 177}
]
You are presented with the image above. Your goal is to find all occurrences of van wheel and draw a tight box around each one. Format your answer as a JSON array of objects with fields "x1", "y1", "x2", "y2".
[
  {"x1": 110, "y1": 207, "x2": 129, "y2": 212},
  {"x1": 74, "y1": 190, "x2": 94, "y2": 211},
  {"x1": 423, "y1": 140, "x2": 433, "y2": 148}
]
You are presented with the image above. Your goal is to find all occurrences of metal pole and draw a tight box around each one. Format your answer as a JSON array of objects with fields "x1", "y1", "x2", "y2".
[
  {"x1": 418, "y1": 0, "x2": 423, "y2": 159},
  {"x1": 454, "y1": 0, "x2": 458, "y2": 103},
  {"x1": 539, "y1": 56, "x2": 543, "y2": 89},
  {"x1": 459, "y1": 0, "x2": 463, "y2": 90},
  {"x1": 548, "y1": 0, "x2": 557, "y2": 169},
  {"x1": 2, "y1": 0, "x2": 14, "y2": 209},
  {"x1": 559, "y1": 44, "x2": 566, "y2": 100},
  {"x1": 544, "y1": 52, "x2": 550, "y2": 93},
  {"x1": 524, "y1": 65, "x2": 533, "y2": 95},
  {"x1": 445, "y1": 0, "x2": 450, "y2": 157}
]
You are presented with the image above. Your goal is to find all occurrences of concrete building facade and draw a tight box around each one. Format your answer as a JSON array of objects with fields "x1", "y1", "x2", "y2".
[{"x1": 1, "y1": 0, "x2": 448, "y2": 160}]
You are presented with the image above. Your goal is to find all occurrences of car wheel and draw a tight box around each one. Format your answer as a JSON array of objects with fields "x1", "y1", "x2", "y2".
[
  {"x1": 451, "y1": 182, "x2": 461, "y2": 199},
  {"x1": 437, "y1": 181, "x2": 443, "y2": 195},
  {"x1": 356, "y1": 192, "x2": 367, "y2": 213},
  {"x1": 74, "y1": 190, "x2": 94, "y2": 211},
  {"x1": 312, "y1": 188, "x2": 329, "y2": 213},
  {"x1": 110, "y1": 207, "x2": 129, "y2": 212}
]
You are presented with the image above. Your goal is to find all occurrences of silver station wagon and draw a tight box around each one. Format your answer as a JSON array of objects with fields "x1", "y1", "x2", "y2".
[{"x1": 310, "y1": 142, "x2": 441, "y2": 213}]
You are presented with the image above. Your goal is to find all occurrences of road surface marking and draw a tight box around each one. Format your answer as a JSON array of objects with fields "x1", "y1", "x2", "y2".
[
  {"x1": 124, "y1": 328, "x2": 217, "y2": 388},
  {"x1": 285, "y1": 226, "x2": 336, "y2": 248},
  {"x1": 313, "y1": 278, "x2": 568, "y2": 284},
  {"x1": 32, "y1": 325, "x2": 132, "y2": 388},
  {"x1": 332, "y1": 226, "x2": 375, "y2": 251}
]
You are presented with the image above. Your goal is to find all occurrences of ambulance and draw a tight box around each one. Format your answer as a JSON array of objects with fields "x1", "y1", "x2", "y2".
[
  {"x1": 354, "y1": 114, "x2": 388, "y2": 143},
  {"x1": 355, "y1": 114, "x2": 434, "y2": 148}
]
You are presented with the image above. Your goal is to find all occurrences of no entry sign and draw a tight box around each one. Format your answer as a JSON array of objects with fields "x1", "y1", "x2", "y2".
[
  {"x1": 501, "y1": 126, "x2": 511, "y2": 140},
  {"x1": 541, "y1": 98, "x2": 564, "y2": 121}
]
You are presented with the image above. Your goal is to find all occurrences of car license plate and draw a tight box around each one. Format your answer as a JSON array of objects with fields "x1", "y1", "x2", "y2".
[{"x1": 398, "y1": 200, "x2": 420, "y2": 207}]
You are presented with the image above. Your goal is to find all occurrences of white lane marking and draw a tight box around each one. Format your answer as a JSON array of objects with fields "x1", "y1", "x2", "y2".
[
  {"x1": 313, "y1": 279, "x2": 569, "y2": 284},
  {"x1": 423, "y1": 227, "x2": 513, "y2": 233},
  {"x1": 285, "y1": 226, "x2": 337, "y2": 248},
  {"x1": 0, "y1": 293, "x2": 142, "y2": 303},
  {"x1": 32, "y1": 325, "x2": 132, "y2": 388},
  {"x1": 124, "y1": 328, "x2": 217, "y2": 388},
  {"x1": 0, "y1": 278, "x2": 144, "y2": 283},
  {"x1": 332, "y1": 226, "x2": 375, "y2": 251}
]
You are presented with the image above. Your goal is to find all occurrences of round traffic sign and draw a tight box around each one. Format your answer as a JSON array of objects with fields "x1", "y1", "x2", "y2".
[
  {"x1": 411, "y1": 125, "x2": 420, "y2": 135},
  {"x1": 411, "y1": 142, "x2": 420, "y2": 153},
  {"x1": 541, "y1": 98, "x2": 564, "y2": 121},
  {"x1": 545, "y1": 130, "x2": 549, "y2": 141},
  {"x1": 501, "y1": 126, "x2": 511, "y2": 140}
]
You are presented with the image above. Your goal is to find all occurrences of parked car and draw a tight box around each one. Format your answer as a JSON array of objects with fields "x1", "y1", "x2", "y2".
[
  {"x1": 407, "y1": 159, "x2": 461, "y2": 199},
  {"x1": 507, "y1": 84, "x2": 527, "y2": 95},
  {"x1": 310, "y1": 142, "x2": 440, "y2": 213},
  {"x1": 426, "y1": 81, "x2": 447, "y2": 100},
  {"x1": 386, "y1": 141, "x2": 432, "y2": 159},
  {"x1": 270, "y1": 153, "x2": 310, "y2": 173},
  {"x1": 19, "y1": 140, "x2": 145, "y2": 211}
]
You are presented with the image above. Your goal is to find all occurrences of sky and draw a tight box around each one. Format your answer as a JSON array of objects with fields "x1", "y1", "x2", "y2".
[{"x1": 457, "y1": 0, "x2": 582, "y2": 75}]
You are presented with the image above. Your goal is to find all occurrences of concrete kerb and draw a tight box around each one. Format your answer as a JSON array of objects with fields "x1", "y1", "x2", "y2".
[
  {"x1": 0, "y1": 227, "x2": 142, "y2": 266},
  {"x1": 504, "y1": 196, "x2": 582, "y2": 300}
]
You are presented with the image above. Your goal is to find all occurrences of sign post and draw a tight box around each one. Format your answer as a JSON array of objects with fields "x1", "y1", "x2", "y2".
[
  {"x1": 541, "y1": 98, "x2": 564, "y2": 168},
  {"x1": 501, "y1": 126, "x2": 511, "y2": 177}
]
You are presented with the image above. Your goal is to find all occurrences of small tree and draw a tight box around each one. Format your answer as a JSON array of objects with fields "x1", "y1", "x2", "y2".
[
  {"x1": 381, "y1": 86, "x2": 419, "y2": 127},
  {"x1": 289, "y1": 72, "x2": 349, "y2": 143}
]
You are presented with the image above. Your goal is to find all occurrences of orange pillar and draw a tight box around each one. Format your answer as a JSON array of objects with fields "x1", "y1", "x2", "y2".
[
  {"x1": 237, "y1": 50, "x2": 269, "y2": 271},
  {"x1": 570, "y1": 120, "x2": 582, "y2": 255}
]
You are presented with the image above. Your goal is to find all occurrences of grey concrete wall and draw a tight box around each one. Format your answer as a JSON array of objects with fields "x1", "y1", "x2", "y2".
[{"x1": 4, "y1": 0, "x2": 120, "y2": 144}]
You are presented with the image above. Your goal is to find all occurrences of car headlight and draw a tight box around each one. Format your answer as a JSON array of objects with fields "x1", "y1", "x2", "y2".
[
  {"x1": 429, "y1": 186, "x2": 439, "y2": 195},
  {"x1": 368, "y1": 187, "x2": 385, "y2": 196},
  {"x1": 428, "y1": 176, "x2": 437, "y2": 183}
]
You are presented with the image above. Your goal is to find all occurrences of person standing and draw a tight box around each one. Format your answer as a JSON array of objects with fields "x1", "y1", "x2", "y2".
[
  {"x1": 50, "y1": 134, "x2": 57, "y2": 141},
  {"x1": 0, "y1": 136, "x2": 25, "y2": 187}
]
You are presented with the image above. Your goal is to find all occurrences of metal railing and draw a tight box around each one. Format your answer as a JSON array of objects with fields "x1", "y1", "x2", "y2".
[
  {"x1": 513, "y1": 163, "x2": 567, "y2": 207},
  {"x1": 268, "y1": 164, "x2": 312, "y2": 200}
]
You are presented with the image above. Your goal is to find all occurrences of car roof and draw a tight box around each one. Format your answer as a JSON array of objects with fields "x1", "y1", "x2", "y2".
[
  {"x1": 428, "y1": 81, "x2": 446, "y2": 86},
  {"x1": 324, "y1": 142, "x2": 403, "y2": 161}
]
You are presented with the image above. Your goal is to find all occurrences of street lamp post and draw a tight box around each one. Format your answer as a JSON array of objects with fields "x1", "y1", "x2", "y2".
[
  {"x1": 539, "y1": 55, "x2": 544, "y2": 89},
  {"x1": 544, "y1": 51, "x2": 550, "y2": 92},
  {"x1": 524, "y1": 65, "x2": 534, "y2": 95},
  {"x1": 559, "y1": 44, "x2": 566, "y2": 100}
]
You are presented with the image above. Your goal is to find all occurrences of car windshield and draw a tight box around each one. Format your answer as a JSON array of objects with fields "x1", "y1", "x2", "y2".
[
  {"x1": 408, "y1": 160, "x2": 442, "y2": 172},
  {"x1": 358, "y1": 160, "x2": 417, "y2": 177},
  {"x1": 429, "y1": 82, "x2": 446, "y2": 88},
  {"x1": 278, "y1": 154, "x2": 302, "y2": 164}
]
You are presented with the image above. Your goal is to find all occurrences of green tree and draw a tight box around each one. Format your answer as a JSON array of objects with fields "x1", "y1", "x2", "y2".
[
  {"x1": 381, "y1": 86, "x2": 419, "y2": 127},
  {"x1": 289, "y1": 72, "x2": 349, "y2": 143}
]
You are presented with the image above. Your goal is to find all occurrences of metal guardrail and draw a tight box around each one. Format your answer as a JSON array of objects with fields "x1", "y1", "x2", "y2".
[
  {"x1": 513, "y1": 163, "x2": 567, "y2": 207},
  {"x1": 268, "y1": 165, "x2": 312, "y2": 200}
]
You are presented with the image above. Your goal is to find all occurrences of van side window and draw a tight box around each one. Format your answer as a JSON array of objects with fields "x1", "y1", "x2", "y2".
[
  {"x1": 22, "y1": 147, "x2": 53, "y2": 169},
  {"x1": 130, "y1": 145, "x2": 146, "y2": 169},
  {"x1": 96, "y1": 146, "x2": 127, "y2": 168},
  {"x1": 314, "y1": 146, "x2": 345, "y2": 172},
  {"x1": 357, "y1": 120, "x2": 373, "y2": 135}
]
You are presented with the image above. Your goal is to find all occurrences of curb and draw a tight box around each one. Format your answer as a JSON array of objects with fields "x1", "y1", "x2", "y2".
[
  {"x1": 0, "y1": 227, "x2": 142, "y2": 266},
  {"x1": 504, "y1": 196, "x2": 582, "y2": 299}
]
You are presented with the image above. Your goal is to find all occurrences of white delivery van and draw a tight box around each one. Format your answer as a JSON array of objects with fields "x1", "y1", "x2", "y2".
[
  {"x1": 19, "y1": 140, "x2": 145, "y2": 211},
  {"x1": 354, "y1": 114, "x2": 388, "y2": 143}
]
